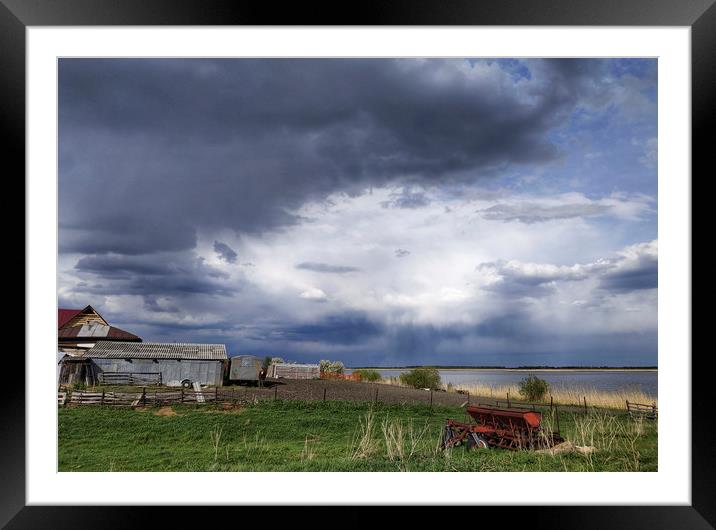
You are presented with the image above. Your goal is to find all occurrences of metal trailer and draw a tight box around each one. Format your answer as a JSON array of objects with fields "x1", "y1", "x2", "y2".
[{"x1": 229, "y1": 355, "x2": 263, "y2": 385}]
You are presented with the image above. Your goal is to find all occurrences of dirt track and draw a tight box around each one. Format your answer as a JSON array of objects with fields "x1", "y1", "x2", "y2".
[{"x1": 228, "y1": 378, "x2": 482, "y2": 407}]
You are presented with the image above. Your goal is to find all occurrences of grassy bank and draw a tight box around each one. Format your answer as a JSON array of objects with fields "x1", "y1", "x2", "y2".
[{"x1": 58, "y1": 400, "x2": 656, "y2": 472}]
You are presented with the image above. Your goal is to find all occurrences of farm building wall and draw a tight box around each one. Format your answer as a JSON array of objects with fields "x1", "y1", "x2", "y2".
[
  {"x1": 58, "y1": 359, "x2": 99, "y2": 386},
  {"x1": 90, "y1": 358, "x2": 225, "y2": 387}
]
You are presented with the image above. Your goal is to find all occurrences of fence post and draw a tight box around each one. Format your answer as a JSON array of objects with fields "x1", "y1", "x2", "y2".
[
  {"x1": 101, "y1": 390, "x2": 105, "y2": 406},
  {"x1": 507, "y1": 392, "x2": 510, "y2": 408},
  {"x1": 430, "y1": 390, "x2": 433, "y2": 410},
  {"x1": 323, "y1": 388, "x2": 327, "y2": 402},
  {"x1": 215, "y1": 386, "x2": 218, "y2": 402},
  {"x1": 467, "y1": 391, "x2": 470, "y2": 405},
  {"x1": 555, "y1": 405, "x2": 561, "y2": 434},
  {"x1": 550, "y1": 395, "x2": 553, "y2": 413},
  {"x1": 583, "y1": 396, "x2": 587, "y2": 414},
  {"x1": 374, "y1": 387, "x2": 378, "y2": 404},
  {"x1": 181, "y1": 387, "x2": 184, "y2": 403}
]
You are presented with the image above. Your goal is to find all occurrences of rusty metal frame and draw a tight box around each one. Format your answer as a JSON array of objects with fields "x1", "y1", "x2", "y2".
[{"x1": 441, "y1": 405, "x2": 564, "y2": 451}]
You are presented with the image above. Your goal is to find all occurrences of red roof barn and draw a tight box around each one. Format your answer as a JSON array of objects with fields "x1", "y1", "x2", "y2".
[{"x1": 57, "y1": 304, "x2": 141, "y2": 350}]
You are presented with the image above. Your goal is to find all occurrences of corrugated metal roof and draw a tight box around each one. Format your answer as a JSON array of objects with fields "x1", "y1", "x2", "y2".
[{"x1": 82, "y1": 341, "x2": 227, "y2": 360}]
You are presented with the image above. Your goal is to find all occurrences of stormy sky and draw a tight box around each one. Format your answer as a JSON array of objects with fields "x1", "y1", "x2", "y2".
[{"x1": 58, "y1": 58, "x2": 657, "y2": 366}]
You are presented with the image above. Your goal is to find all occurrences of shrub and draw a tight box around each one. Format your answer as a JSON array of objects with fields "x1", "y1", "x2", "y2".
[
  {"x1": 262, "y1": 356, "x2": 273, "y2": 370},
  {"x1": 354, "y1": 369, "x2": 382, "y2": 382},
  {"x1": 399, "y1": 367, "x2": 441, "y2": 390},
  {"x1": 518, "y1": 375, "x2": 550, "y2": 402},
  {"x1": 320, "y1": 360, "x2": 345, "y2": 374}
]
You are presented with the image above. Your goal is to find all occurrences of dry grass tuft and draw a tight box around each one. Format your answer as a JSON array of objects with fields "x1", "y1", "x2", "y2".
[
  {"x1": 300, "y1": 435, "x2": 320, "y2": 462},
  {"x1": 210, "y1": 425, "x2": 223, "y2": 462},
  {"x1": 349, "y1": 409, "x2": 379, "y2": 459},
  {"x1": 380, "y1": 417, "x2": 430, "y2": 466}
]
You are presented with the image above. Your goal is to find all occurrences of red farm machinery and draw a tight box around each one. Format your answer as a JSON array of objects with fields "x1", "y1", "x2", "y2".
[{"x1": 441, "y1": 405, "x2": 564, "y2": 451}]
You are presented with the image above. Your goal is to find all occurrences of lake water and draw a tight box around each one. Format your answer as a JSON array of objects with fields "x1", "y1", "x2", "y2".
[{"x1": 347, "y1": 369, "x2": 657, "y2": 396}]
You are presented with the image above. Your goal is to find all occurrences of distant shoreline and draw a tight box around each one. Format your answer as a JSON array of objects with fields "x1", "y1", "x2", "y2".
[{"x1": 348, "y1": 367, "x2": 658, "y2": 372}]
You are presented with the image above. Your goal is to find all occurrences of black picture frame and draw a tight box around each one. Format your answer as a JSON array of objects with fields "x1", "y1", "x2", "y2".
[{"x1": 5, "y1": 0, "x2": 707, "y2": 527}]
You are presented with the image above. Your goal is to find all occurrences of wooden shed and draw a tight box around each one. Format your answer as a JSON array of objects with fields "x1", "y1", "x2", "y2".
[{"x1": 59, "y1": 341, "x2": 228, "y2": 387}]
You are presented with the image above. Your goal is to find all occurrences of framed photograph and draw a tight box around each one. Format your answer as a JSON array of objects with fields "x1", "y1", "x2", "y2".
[{"x1": 7, "y1": 0, "x2": 708, "y2": 526}]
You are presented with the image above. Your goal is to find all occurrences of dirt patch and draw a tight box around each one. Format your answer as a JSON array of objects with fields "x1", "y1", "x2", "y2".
[
  {"x1": 154, "y1": 406, "x2": 180, "y2": 417},
  {"x1": 251, "y1": 378, "x2": 470, "y2": 407},
  {"x1": 537, "y1": 441, "x2": 597, "y2": 455}
]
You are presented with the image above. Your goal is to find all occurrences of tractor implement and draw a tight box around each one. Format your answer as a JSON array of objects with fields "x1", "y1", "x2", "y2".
[{"x1": 441, "y1": 405, "x2": 563, "y2": 451}]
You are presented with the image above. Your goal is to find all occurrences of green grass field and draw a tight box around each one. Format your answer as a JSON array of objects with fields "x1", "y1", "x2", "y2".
[{"x1": 58, "y1": 400, "x2": 657, "y2": 472}]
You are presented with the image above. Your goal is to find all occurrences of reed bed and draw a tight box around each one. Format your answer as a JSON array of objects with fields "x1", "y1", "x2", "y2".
[
  {"x1": 379, "y1": 377, "x2": 656, "y2": 410},
  {"x1": 453, "y1": 383, "x2": 656, "y2": 409}
]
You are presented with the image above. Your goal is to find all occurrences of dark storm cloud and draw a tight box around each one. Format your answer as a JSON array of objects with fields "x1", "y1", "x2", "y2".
[
  {"x1": 477, "y1": 259, "x2": 588, "y2": 297},
  {"x1": 213, "y1": 240, "x2": 238, "y2": 263},
  {"x1": 477, "y1": 242, "x2": 657, "y2": 298},
  {"x1": 471, "y1": 312, "x2": 541, "y2": 339},
  {"x1": 59, "y1": 58, "x2": 610, "y2": 257},
  {"x1": 273, "y1": 312, "x2": 383, "y2": 345},
  {"x1": 385, "y1": 324, "x2": 464, "y2": 358},
  {"x1": 60, "y1": 216, "x2": 198, "y2": 255},
  {"x1": 381, "y1": 188, "x2": 431, "y2": 209},
  {"x1": 74, "y1": 252, "x2": 235, "y2": 297},
  {"x1": 57, "y1": 58, "x2": 657, "y2": 367},
  {"x1": 296, "y1": 262, "x2": 360, "y2": 274},
  {"x1": 478, "y1": 202, "x2": 610, "y2": 223},
  {"x1": 599, "y1": 255, "x2": 658, "y2": 292},
  {"x1": 143, "y1": 295, "x2": 180, "y2": 313},
  {"x1": 230, "y1": 312, "x2": 655, "y2": 366}
]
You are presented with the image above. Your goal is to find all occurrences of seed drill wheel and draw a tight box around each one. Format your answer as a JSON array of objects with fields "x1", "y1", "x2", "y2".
[
  {"x1": 181, "y1": 379, "x2": 192, "y2": 389},
  {"x1": 467, "y1": 432, "x2": 489, "y2": 449},
  {"x1": 442, "y1": 425, "x2": 455, "y2": 448}
]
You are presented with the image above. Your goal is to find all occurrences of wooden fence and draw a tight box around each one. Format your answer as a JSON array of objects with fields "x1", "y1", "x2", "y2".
[
  {"x1": 626, "y1": 400, "x2": 658, "y2": 420},
  {"x1": 58, "y1": 387, "x2": 654, "y2": 416},
  {"x1": 59, "y1": 387, "x2": 274, "y2": 407}
]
